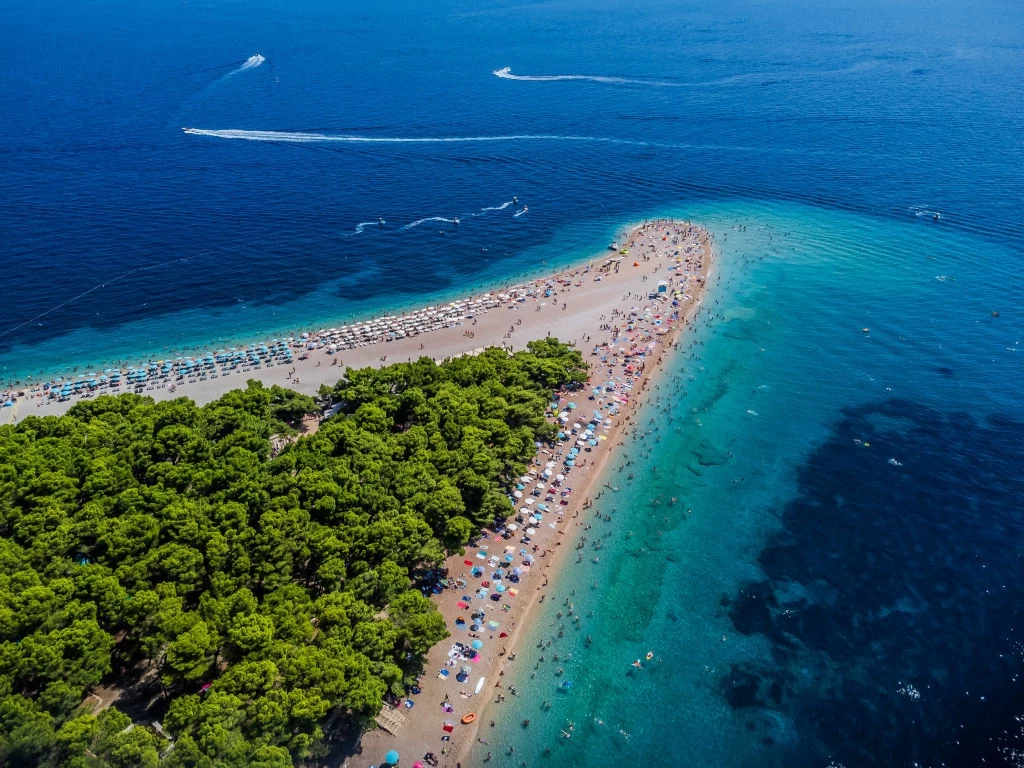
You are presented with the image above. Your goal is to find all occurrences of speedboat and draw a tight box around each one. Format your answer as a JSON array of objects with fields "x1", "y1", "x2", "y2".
[{"x1": 608, "y1": 242, "x2": 618, "y2": 250}]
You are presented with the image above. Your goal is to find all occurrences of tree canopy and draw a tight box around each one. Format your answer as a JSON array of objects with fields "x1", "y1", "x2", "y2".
[{"x1": 0, "y1": 341, "x2": 585, "y2": 766}]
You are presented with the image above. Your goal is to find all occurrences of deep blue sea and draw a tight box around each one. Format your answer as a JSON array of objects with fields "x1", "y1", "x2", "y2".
[{"x1": 3, "y1": 0, "x2": 1023, "y2": 765}]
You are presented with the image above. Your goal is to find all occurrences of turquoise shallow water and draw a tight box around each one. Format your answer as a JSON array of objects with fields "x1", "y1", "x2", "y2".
[
  {"x1": 3, "y1": 0, "x2": 1023, "y2": 763},
  {"x1": 467, "y1": 200, "x2": 1024, "y2": 767}
]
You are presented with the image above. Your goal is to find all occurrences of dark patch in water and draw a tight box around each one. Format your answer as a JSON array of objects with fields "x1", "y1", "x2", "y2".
[
  {"x1": 694, "y1": 438, "x2": 730, "y2": 466},
  {"x1": 725, "y1": 399, "x2": 1024, "y2": 765}
]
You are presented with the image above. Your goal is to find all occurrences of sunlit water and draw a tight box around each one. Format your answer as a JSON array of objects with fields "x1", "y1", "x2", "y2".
[{"x1": 2, "y1": 1, "x2": 1022, "y2": 764}]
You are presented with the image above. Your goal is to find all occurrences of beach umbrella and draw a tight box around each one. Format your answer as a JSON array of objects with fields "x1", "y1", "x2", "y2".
[
  {"x1": 525, "y1": 498, "x2": 535, "y2": 506},
  {"x1": 495, "y1": 583, "x2": 506, "y2": 593},
  {"x1": 487, "y1": 620, "x2": 500, "y2": 629},
  {"x1": 471, "y1": 639, "x2": 483, "y2": 650},
  {"x1": 504, "y1": 554, "x2": 514, "y2": 563},
  {"x1": 513, "y1": 490, "x2": 522, "y2": 499},
  {"x1": 506, "y1": 523, "x2": 518, "y2": 532},
  {"x1": 526, "y1": 527, "x2": 537, "y2": 535},
  {"x1": 385, "y1": 750, "x2": 399, "y2": 765}
]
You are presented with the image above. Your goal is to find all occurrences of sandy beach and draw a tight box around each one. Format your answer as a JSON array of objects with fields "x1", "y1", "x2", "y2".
[
  {"x1": 351, "y1": 220, "x2": 712, "y2": 768},
  {"x1": 1, "y1": 218, "x2": 712, "y2": 767},
  {"x1": 4, "y1": 220, "x2": 708, "y2": 427}
]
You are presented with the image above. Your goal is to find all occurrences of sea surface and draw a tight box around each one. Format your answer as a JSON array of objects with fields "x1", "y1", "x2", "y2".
[{"x1": 2, "y1": 0, "x2": 1023, "y2": 765}]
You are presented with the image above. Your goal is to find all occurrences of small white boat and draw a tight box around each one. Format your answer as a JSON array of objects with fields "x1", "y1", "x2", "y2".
[{"x1": 608, "y1": 242, "x2": 618, "y2": 250}]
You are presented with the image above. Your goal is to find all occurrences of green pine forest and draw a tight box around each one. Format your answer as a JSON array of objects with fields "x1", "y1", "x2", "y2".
[{"x1": 0, "y1": 340, "x2": 586, "y2": 767}]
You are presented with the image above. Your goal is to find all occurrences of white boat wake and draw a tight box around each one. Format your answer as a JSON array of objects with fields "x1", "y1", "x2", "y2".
[
  {"x1": 494, "y1": 62, "x2": 881, "y2": 88},
  {"x1": 402, "y1": 216, "x2": 458, "y2": 230},
  {"x1": 231, "y1": 54, "x2": 266, "y2": 75},
  {"x1": 477, "y1": 201, "x2": 513, "y2": 212},
  {"x1": 183, "y1": 128, "x2": 630, "y2": 145},
  {"x1": 492, "y1": 66, "x2": 680, "y2": 87},
  {"x1": 342, "y1": 221, "x2": 382, "y2": 236},
  {"x1": 343, "y1": 200, "x2": 517, "y2": 236},
  {"x1": 182, "y1": 127, "x2": 826, "y2": 157}
]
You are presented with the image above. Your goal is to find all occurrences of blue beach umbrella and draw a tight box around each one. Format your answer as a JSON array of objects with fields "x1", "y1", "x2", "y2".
[
  {"x1": 385, "y1": 750, "x2": 399, "y2": 765},
  {"x1": 495, "y1": 583, "x2": 506, "y2": 593},
  {"x1": 471, "y1": 639, "x2": 483, "y2": 650}
]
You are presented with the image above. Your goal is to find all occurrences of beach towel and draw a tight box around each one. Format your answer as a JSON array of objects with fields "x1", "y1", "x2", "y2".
[{"x1": 457, "y1": 601, "x2": 469, "y2": 609}]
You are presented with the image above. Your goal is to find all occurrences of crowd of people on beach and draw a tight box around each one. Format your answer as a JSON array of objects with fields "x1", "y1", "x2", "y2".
[
  {"x1": 1, "y1": 262, "x2": 663, "y2": 416},
  {"x1": 368, "y1": 221, "x2": 709, "y2": 768}
]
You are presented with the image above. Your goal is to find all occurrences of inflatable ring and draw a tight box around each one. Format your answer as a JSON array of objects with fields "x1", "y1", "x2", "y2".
[
  {"x1": 646, "y1": 651, "x2": 654, "y2": 660},
  {"x1": 461, "y1": 713, "x2": 477, "y2": 725}
]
